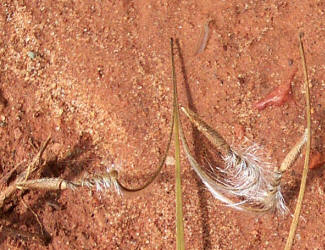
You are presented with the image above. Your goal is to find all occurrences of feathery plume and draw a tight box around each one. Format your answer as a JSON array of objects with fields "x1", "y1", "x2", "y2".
[{"x1": 180, "y1": 106, "x2": 307, "y2": 214}]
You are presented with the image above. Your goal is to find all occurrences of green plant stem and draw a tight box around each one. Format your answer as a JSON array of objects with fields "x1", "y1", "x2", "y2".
[
  {"x1": 171, "y1": 38, "x2": 185, "y2": 250},
  {"x1": 284, "y1": 33, "x2": 311, "y2": 250}
]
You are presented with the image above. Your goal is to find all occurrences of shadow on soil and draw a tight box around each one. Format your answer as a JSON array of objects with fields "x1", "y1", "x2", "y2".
[
  {"x1": 0, "y1": 133, "x2": 97, "y2": 246},
  {"x1": 176, "y1": 39, "x2": 213, "y2": 250}
]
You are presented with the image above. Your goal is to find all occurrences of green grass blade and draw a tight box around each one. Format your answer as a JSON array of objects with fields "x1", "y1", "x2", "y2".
[{"x1": 170, "y1": 38, "x2": 185, "y2": 250}]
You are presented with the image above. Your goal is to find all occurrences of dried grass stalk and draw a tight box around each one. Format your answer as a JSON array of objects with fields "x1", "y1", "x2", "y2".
[
  {"x1": 16, "y1": 168, "x2": 122, "y2": 196},
  {"x1": 171, "y1": 38, "x2": 185, "y2": 250},
  {"x1": 285, "y1": 33, "x2": 312, "y2": 250}
]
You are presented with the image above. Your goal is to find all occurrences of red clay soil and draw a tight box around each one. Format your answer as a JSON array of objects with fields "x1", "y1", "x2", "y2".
[{"x1": 1, "y1": 1, "x2": 325, "y2": 249}]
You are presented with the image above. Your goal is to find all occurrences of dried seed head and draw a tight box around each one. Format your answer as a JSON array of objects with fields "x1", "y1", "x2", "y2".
[
  {"x1": 79, "y1": 167, "x2": 122, "y2": 195},
  {"x1": 206, "y1": 138, "x2": 287, "y2": 213},
  {"x1": 180, "y1": 106, "x2": 307, "y2": 214}
]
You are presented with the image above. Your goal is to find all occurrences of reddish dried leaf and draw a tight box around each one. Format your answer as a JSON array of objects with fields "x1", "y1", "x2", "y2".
[
  {"x1": 309, "y1": 152, "x2": 325, "y2": 169},
  {"x1": 255, "y1": 68, "x2": 297, "y2": 110}
]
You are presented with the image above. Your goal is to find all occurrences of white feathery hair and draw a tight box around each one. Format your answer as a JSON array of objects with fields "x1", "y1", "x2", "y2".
[
  {"x1": 80, "y1": 166, "x2": 122, "y2": 195},
  {"x1": 180, "y1": 107, "x2": 307, "y2": 214}
]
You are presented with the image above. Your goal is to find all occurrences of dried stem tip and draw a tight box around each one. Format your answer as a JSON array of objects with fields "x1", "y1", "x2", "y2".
[{"x1": 181, "y1": 106, "x2": 230, "y2": 155}]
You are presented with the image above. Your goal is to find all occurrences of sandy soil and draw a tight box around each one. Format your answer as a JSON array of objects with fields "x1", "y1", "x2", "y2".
[{"x1": 0, "y1": 0, "x2": 325, "y2": 249}]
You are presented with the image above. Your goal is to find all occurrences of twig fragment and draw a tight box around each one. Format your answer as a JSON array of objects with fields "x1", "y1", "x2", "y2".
[
  {"x1": 23, "y1": 136, "x2": 51, "y2": 181},
  {"x1": 0, "y1": 160, "x2": 26, "y2": 187},
  {"x1": 0, "y1": 136, "x2": 51, "y2": 209},
  {"x1": 22, "y1": 198, "x2": 44, "y2": 236}
]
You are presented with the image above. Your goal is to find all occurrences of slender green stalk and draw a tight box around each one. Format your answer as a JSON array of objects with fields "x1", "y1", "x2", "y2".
[
  {"x1": 171, "y1": 38, "x2": 185, "y2": 250},
  {"x1": 285, "y1": 33, "x2": 312, "y2": 250}
]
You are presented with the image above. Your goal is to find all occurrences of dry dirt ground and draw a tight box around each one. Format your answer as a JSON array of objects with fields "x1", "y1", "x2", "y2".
[{"x1": 1, "y1": 0, "x2": 325, "y2": 249}]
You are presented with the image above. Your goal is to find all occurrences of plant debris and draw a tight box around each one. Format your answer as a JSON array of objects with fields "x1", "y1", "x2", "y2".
[
  {"x1": 194, "y1": 21, "x2": 210, "y2": 55},
  {"x1": 180, "y1": 106, "x2": 307, "y2": 214},
  {"x1": 255, "y1": 67, "x2": 297, "y2": 110},
  {"x1": 309, "y1": 151, "x2": 325, "y2": 169}
]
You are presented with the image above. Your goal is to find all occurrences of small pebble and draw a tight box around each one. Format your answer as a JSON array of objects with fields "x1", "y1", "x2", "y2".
[
  {"x1": 166, "y1": 156, "x2": 175, "y2": 166},
  {"x1": 234, "y1": 123, "x2": 245, "y2": 140},
  {"x1": 27, "y1": 51, "x2": 36, "y2": 59},
  {"x1": 14, "y1": 127, "x2": 23, "y2": 139}
]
